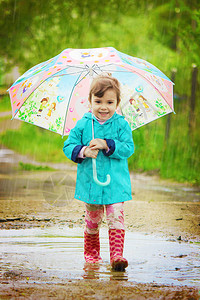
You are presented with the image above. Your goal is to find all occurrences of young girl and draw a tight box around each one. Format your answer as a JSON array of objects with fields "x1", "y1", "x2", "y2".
[{"x1": 63, "y1": 75, "x2": 134, "y2": 271}]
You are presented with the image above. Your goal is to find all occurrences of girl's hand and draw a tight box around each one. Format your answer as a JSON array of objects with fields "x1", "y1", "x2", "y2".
[
  {"x1": 84, "y1": 147, "x2": 99, "y2": 159},
  {"x1": 89, "y1": 139, "x2": 108, "y2": 151}
]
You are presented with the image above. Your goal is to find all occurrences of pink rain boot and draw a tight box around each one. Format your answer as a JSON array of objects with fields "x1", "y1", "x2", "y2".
[
  {"x1": 109, "y1": 229, "x2": 128, "y2": 271},
  {"x1": 84, "y1": 231, "x2": 102, "y2": 263}
]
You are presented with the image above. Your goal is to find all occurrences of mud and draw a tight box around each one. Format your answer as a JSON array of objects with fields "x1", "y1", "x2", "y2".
[
  {"x1": 0, "y1": 165, "x2": 199, "y2": 243},
  {"x1": 0, "y1": 146, "x2": 200, "y2": 299}
]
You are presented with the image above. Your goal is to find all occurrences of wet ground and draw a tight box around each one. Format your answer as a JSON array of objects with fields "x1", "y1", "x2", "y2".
[
  {"x1": 0, "y1": 227, "x2": 199, "y2": 286},
  {"x1": 0, "y1": 146, "x2": 200, "y2": 299}
]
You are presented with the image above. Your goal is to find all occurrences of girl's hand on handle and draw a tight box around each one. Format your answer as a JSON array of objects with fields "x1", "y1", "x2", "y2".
[
  {"x1": 89, "y1": 139, "x2": 108, "y2": 151},
  {"x1": 84, "y1": 147, "x2": 99, "y2": 159}
]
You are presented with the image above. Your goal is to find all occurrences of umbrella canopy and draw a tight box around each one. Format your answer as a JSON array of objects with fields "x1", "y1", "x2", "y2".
[{"x1": 8, "y1": 47, "x2": 174, "y2": 137}]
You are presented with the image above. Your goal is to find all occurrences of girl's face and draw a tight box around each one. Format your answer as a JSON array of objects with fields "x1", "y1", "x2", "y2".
[{"x1": 91, "y1": 88, "x2": 118, "y2": 121}]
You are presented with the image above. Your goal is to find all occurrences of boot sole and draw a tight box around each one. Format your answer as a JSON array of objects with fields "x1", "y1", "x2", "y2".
[{"x1": 112, "y1": 260, "x2": 128, "y2": 272}]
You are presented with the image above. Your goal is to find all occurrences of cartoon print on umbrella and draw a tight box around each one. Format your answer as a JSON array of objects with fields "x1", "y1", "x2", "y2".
[
  {"x1": 37, "y1": 97, "x2": 49, "y2": 117},
  {"x1": 45, "y1": 102, "x2": 56, "y2": 120}
]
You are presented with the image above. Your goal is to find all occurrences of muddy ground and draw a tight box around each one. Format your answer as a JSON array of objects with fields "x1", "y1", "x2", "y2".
[{"x1": 0, "y1": 148, "x2": 200, "y2": 299}]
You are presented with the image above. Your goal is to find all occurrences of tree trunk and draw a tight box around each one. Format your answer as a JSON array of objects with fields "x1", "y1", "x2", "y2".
[{"x1": 189, "y1": 64, "x2": 198, "y2": 131}]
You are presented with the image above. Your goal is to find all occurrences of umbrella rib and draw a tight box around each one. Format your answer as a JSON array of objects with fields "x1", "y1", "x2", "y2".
[
  {"x1": 52, "y1": 64, "x2": 88, "y2": 75},
  {"x1": 95, "y1": 63, "x2": 133, "y2": 72},
  {"x1": 65, "y1": 64, "x2": 90, "y2": 70},
  {"x1": 98, "y1": 63, "x2": 173, "y2": 110},
  {"x1": 75, "y1": 71, "x2": 90, "y2": 86},
  {"x1": 95, "y1": 64, "x2": 138, "y2": 74},
  {"x1": 119, "y1": 64, "x2": 174, "y2": 111},
  {"x1": 96, "y1": 63, "x2": 115, "y2": 69},
  {"x1": 62, "y1": 71, "x2": 86, "y2": 138},
  {"x1": 51, "y1": 70, "x2": 84, "y2": 77},
  {"x1": 10, "y1": 114, "x2": 65, "y2": 136},
  {"x1": 11, "y1": 65, "x2": 87, "y2": 120},
  {"x1": 47, "y1": 65, "x2": 87, "y2": 78},
  {"x1": 131, "y1": 110, "x2": 173, "y2": 131},
  {"x1": 101, "y1": 68, "x2": 133, "y2": 74},
  {"x1": 107, "y1": 70, "x2": 133, "y2": 73}
]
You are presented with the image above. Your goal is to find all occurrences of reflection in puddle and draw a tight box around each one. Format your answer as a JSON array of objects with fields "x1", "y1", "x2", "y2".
[
  {"x1": 83, "y1": 263, "x2": 128, "y2": 281},
  {"x1": 0, "y1": 227, "x2": 199, "y2": 286}
]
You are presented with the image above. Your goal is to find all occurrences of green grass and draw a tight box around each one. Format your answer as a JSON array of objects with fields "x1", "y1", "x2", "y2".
[
  {"x1": 128, "y1": 105, "x2": 200, "y2": 185},
  {"x1": 18, "y1": 162, "x2": 55, "y2": 171},
  {"x1": 0, "y1": 94, "x2": 11, "y2": 112},
  {"x1": 0, "y1": 121, "x2": 70, "y2": 163}
]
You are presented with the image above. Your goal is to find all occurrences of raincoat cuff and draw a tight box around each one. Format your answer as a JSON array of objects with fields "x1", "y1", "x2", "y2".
[
  {"x1": 78, "y1": 146, "x2": 87, "y2": 159},
  {"x1": 72, "y1": 145, "x2": 85, "y2": 163},
  {"x1": 103, "y1": 139, "x2": 115, "y2": 156}
]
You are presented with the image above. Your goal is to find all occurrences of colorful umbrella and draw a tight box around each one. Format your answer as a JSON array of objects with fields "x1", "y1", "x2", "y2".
[
  {"x1": 8, "y1": 47, "x2": 174, "y2": 186},
  {"x1": 8, "y1": 47, "x2": 174, "y2": 135}
]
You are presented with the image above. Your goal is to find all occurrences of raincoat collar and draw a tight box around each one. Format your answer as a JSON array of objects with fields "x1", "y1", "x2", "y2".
[{"x1": 84, "y1": 112, "x2": 124, "y2": 124}]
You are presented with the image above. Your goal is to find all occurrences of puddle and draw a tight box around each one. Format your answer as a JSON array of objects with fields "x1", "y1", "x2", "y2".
[{"x1": 0, "y1": 226, "x2": 199, "y2": 286}]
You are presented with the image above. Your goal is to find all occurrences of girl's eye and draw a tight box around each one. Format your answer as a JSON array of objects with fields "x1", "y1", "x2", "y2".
[{"x1": 108, "y1": 101, "x2": 114, "y2": 104}]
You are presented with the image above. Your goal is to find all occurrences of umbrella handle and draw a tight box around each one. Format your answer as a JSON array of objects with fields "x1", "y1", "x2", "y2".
[{"x1": 92, "y1": 158, "x2": 111, "y2": 186}]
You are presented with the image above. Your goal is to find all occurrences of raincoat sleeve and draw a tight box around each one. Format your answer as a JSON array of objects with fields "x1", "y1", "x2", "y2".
[
  {"x1": 103, "y1": 121, "x2": 134, "y2": 160},
  {"x1": 63, "y1": 121, "x2": 85, "y2": 164}
]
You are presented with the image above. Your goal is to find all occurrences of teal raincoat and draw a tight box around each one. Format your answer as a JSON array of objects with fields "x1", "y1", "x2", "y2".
[{"x1": 63, "y1": 112, "x2": 134, "y2": 205}]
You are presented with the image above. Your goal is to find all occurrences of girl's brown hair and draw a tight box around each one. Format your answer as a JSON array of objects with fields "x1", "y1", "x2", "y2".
[
  {"x1": 89, "y1": 74, "x2": 121, "y2": 105},
  {"x1": 41, "y1": 97, "x2": 49, "y2": 103}
]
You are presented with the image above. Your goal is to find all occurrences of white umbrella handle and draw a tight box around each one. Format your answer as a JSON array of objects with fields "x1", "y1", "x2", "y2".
[
  {"x1": 92, "y1": 158, "x2": 111, "y2": 186},
  {"x1": 90, "y1": 72, "x2": 111, "y2": 186}
]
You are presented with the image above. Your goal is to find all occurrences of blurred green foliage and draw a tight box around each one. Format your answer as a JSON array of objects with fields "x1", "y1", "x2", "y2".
[
  {"x1": 0, "y1": 95, "x2": 11, "y2": 111},
  {"x1": 0, "y1": 0, "x2": 199, "y2": 184},
  {"x1": 1, "y1": 0, "x2": 199, "y2": 70}
]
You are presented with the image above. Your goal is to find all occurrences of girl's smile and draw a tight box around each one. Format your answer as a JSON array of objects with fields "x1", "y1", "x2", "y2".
[{"x1": 91, "y1": 89, "x2": 118, "y2": 121}]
